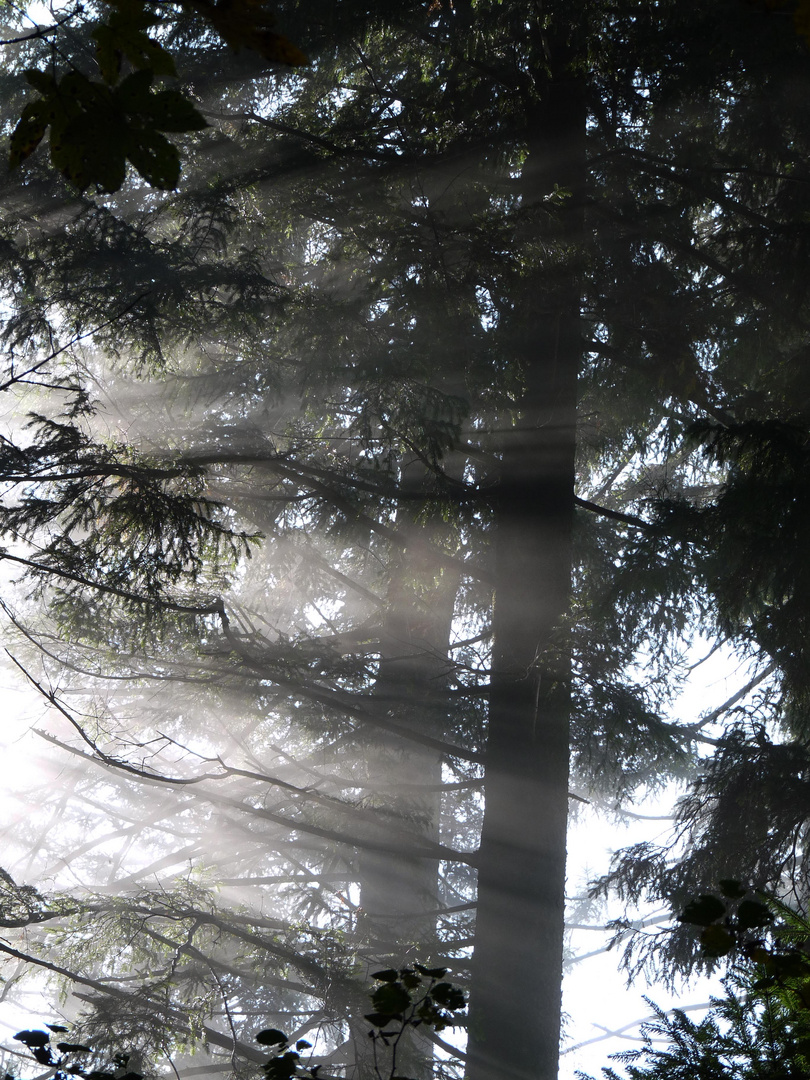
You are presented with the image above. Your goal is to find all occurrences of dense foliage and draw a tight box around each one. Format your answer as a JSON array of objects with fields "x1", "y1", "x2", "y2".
[
  {"x1": 1, "y1": 3, "x2": 810, "y2": 1080},
  {"x1": 587, "y1": 887, "x2": 810, "y2": 1080}
]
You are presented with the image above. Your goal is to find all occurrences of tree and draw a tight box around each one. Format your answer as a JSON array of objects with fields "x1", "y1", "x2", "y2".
[
  {"x1": 590, "y1": 988, "x2": 810, "y2": 1080},
  {"x1": 588, "y1": 886, "x2": 810, "y2": 1080},
  {"x1": 3, "y1": 4, "x2": 810, "y2": 1080}
]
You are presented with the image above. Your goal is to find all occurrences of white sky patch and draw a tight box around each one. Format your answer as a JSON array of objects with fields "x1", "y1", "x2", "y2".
[
  {"x1": 560, "y1": 796, "x2": 722, "y2": 1080},
  {"x1": 18, "y1": 1, "x2": 53, "y2": 25},
  {"x1": 560, "y1": 638, "x2": 758, "y2": 1077}
]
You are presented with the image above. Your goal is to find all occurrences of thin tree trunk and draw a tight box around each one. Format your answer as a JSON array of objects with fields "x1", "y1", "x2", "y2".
[{"x1": 467, "y1": 18, "x2": 585, "y2": 1080}]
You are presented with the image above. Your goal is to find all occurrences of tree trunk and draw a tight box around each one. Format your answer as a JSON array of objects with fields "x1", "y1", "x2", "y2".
[
  {"x1": 467, "y1": 18, "x2": 585, "y2": 1080},
  {"x1": 355, "y1": 461, "x2": 459, "y2": 1078}
]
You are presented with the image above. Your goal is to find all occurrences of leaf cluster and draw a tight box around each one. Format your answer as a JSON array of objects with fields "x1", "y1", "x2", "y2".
[
  {"x1": 12, "y1": 1026, "x2": 140, "y2": 1080},
  {"x1": 6, "y1": 0, "x2": 306, "y2": 191},
  {"x1": 256, "y1": 965, "x2": 466, "y2": 1080},
  {"x1": 679, "y1": 883, "x2": 810, "y2": 1010},
  {"x1": 11, "y1": 66, "x2": 207, "y2": 191},
  {"x1": 679, "y1": 880, "x2": 775, "y2": 959},
  {"x1": 583, "y1": 889, "x2": 810, "y2": 1080}
]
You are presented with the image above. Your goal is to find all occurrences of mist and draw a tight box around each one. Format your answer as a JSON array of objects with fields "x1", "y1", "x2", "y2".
[{"x1": 1, "y1": 5, "x2": 809, "y2": 1080}]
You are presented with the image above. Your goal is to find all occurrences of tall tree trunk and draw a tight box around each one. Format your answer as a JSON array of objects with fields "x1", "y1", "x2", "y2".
[
  {"x1": 467, "y1": 18, "x2": 585, "y2": 1080},
  {"x1": 355, "y1": 460, "x2": 459, "y2": 1078}
]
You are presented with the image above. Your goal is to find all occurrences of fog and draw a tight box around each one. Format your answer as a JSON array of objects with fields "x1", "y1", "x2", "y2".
[{"x1": 0, "y1": 5, "x2": 807, "y2": 1080}]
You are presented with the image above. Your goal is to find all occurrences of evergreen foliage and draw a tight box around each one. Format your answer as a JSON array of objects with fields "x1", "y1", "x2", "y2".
[
  {"x1": 1, "y1": 2, "x2": 810, "y2": 1080},
  {"x1": 587, "y1": 887, "x2": 810, "y2": 1080},
  {"x1": 591, "y1": 989, "x2": 810, "y2": 1080}
]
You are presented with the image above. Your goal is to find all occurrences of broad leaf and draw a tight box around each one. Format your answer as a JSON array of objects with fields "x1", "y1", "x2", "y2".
[
  {"x1": 14, "y1": 1031, "x2": 50, "y2": 1047},
  {"x1": 255, "y1": 1028, "x2": 287, "y2": 1047},
  {"x1": 736, "y1": 898, "x2": 774, "y2": 930},
  {"x1": 370, "y1": 982, "x2": 411, "y2": 1015},
  {"x1": 700, "y1": 923, "x2": 735, "y2": 956},
  {"x1": 679, "y1": 894, "x2": 727, "y2": 927}
]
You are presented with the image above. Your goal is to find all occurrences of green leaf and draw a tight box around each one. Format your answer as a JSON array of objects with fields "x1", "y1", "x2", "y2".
[
  {"x1": 56, "y1": 1043, "x2": 93, "y2": 1054},
  {"x1": 414, "y1": 964, "x2": 448, "y2": 978},
  {"x1": 114, "y1": 68, "x2": 155, "y2": 109},
  {"x1": 364, "y1": 1012, "x2": 400, "y2": 1028},
  {"x1": 737, "y1": 899, "x2": 774, "y2": 930},
  {"x1": 59, "y1": 71, "x2": 101, "y2": 105},
  {"x1": 700, "y1": 923, "x2": 735, "y2": 956},
  {"x1": 9, "y1": 101, "x2": 49, "y2": 168},
  {"x1": 295, "y1": 1040, "x2": 311, "y2": 1050},
  {"x1": 93, "y1": 24, "x2": 123, "y2": 84},
  {"x1": 263, "y1": 1051, "x2": 299, "y2": 1080},
  {"x1": 141, "y1": 88, "x2": 208, "y2": 132},
  {"x1": 772, "y1": 952, "x2": 809, "y2": 979},
  {"x1": 371, "y1": 982, "x2": 411, "y2": 1015},
  {"x1": 13, "y1": 1028, "x2": 50, "y2": 1045},
  {"x1": 23, "y1": 68, "x2": 57, "y2": 94},
  {"x1": 371, "y1": 969, "x2": 399, "y2": 982},
  {"x1": 92, "y1": 19, "x2": 176, "y2": 83},
  {"x1": 679, "y1": 894, "x2": 727, "y2": 926},
  {"x1": 718, "y1": 879, "x2": 748, "y2": 900},
  {"x1": 14, "y1": 1031, "x2": 50, "y2": 1047},
  {"x1": 430, "y1": 982, "x2": 466, "y2": 1010},
  {"x1": 255, "y1": 1029, "x2": 287, "y2": 1047},
  {"x1": 15, "y1": 45, "x2": 204, "y2": 190},
  {"x1": 125, "y1": 127, "x2": 180, "y2": 190},
  {"x1": 50, "y1": 110, "x2": 128, "y2": 192}
]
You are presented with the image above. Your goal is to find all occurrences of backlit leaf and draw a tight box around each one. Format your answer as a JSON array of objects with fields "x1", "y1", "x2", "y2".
[
  {"x1": 14, "y1": 1031, "x2": 50, "y2": 1047},
  {"x1": 9, "y1": 102, "x2": 49, "y2": 168},
  {"x1": 700, "y1": 923, "x2": 735, "y2": 956},
  {"x1": 679, "y1": 894, "x2": 726, "y2": 926},
  {"x1": 737, "y1": 899, "x2": 774, "y2": 930},
  {"x1": 718, "y1": 879, "x2": 748, "y2": 900},
  {"x1": 255, "y1": 1028, "x2": 287, "y2": 1046},
  {"x1": 125, "y1": 128, "x2": 180, "y2": 189}
]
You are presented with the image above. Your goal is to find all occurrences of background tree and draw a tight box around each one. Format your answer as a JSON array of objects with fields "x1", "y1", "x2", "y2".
[{"x1": 3, "y1": 4, "x2": 810, "y2": 1080}]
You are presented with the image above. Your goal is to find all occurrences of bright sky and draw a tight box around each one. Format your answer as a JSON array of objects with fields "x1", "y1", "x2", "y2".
[
  {"x1": 559, "y1": 642, "x2": 751, "y2": 1077},
  {"x1": 560, "y1": 803, "x2": 722, "y2": 1080}
]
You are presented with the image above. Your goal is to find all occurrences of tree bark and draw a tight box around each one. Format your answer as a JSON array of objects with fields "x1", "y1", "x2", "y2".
[
  {"x1": 355, "y1": 460, "x2": 459, "y2": 1078},
  {"x1": 467, "y1": 18, "x2": 585, "y2": 1080}
]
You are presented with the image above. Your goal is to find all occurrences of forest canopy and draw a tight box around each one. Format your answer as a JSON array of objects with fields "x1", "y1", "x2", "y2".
[{"x1": 1, "y1": 2, "x2": 810, "y2": 1080}]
